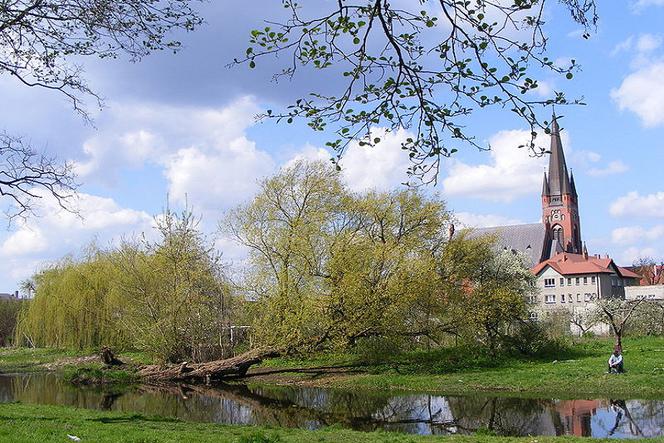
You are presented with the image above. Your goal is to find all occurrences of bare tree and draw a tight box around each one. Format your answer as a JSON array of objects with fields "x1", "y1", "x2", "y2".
[
  {"x1": 0, "y1": 133, "x2": 77, "y2": 220},
  {"x1": 237, "y1": 0, "x2": 597, "y2": 183},
  {"x1": 594, "y1": 297, "x2": 646, "y2": 349},
  {"x1": 0, "y1": 0, "x2": 203, "y2": 218}
]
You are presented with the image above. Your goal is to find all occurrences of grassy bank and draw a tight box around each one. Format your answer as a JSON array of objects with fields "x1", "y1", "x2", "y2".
[
  {"x1": 0, "y1": 347, "x2": 145, "y2": 384},
  {"x1": 2, "y1": 337, "x2": 664, "y2": 398},
  {"x1": 1, "y1": 402, "x2": 662, "y2": 443},
  {"x1": 254, "y1": 336, "x2": 664, "y2": 398}
]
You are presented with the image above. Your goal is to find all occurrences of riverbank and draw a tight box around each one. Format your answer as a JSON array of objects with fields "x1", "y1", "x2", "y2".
[
  {"x1": 0, "y1": 402, "x2": 661, "y2": 443},
  {"x1": 2, "y1": 337, "x2": 664, "y2": 398},
  {"x1": 251, "y1": 336, "x2": 664, "y2": 399}
]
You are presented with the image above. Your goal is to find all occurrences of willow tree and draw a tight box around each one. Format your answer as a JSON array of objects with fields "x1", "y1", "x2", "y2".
[
  {"x1": 115, "y1": 208, "x2": 233, "y2": 363},
  {"x1": 319, "y1": 189, "x2": 452, "y2": 349},
  {"x1": 224, "y1": 160, "x2": 347, "y2": 349},
  {"x1": 238, "y1": 0, "x2": 597, "y2": 182},
  {"x1": 15, "y1": 245, "x2": 126, "y2": 349},
  {"x1": 437, "y1": 233, "x2": 536, "y2": 354}
]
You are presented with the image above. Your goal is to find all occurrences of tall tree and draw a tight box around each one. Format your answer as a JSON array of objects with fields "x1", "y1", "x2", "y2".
[
  {"x1": 238, "y1": 0, "x2": 597, "y2": 182},
  {"x1": 1, "y1": 0, "x2": 203, "y2": 218}
]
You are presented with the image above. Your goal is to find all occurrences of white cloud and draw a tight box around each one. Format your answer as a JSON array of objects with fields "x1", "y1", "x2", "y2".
[
  {"x1": 164, "y1": 137, "x2": 274, "y2": 211},
  {"x1": 611, "y1": 36, "x2": 634, "y2": 56},
  {"x1": 441, "y1": 129, "x2": 550, "y2": 202},
  {"x1": 587, "y1": 160, "x2": 629, "y2": 177},
  {"x1": 74, "y1": 96, "x2": 277, "y2": 214},
  {"x1": 621, "y1": 246, "x2": 659, "y2": 264},
  {"x1": 454, "y1": 212, "x2": 523, "y2": 228},
  {"x1": 636, "y1": 34, "x2": 663, "y2": 53},
  {"x1": 632, "y1": 0, "x2": 664, "y2": 10},
  {"x1": 611, "y1": 62, "x2": 664, "y2": 127},
  {"x1": 339, "y1": 128, "x2": 413, "y2": 193},
  {"x1": 0, "y1": 190, "x2": 153, "y2": 285},
  {"x1": 611, "y1": 225, "x2": 664, "y2": 244},
  {"x1": 610, "y1": 191, "x2": 664, "y2": 218}
]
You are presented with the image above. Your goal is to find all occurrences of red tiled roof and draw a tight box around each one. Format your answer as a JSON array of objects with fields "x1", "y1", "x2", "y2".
[{"x1": 532, "y1": 252, "x2": 639, "y2": 279}]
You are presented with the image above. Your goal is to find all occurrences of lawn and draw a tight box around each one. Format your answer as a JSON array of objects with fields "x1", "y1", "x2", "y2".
[{"x1": 1, "y1": 402, "x2": 662, "y2": 443}]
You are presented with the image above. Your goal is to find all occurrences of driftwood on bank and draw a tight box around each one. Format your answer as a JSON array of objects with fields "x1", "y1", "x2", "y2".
[{"x1": 138, "y1": 347, "x2": 281, "y2": 382}]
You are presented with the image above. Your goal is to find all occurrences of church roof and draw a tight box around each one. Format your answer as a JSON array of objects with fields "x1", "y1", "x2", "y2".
[{"x1": 471, "y1": 223, "x2": 549, "y2": 267}]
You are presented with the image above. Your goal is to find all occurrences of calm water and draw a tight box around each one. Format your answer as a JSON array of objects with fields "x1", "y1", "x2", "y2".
[{"x1": 0, "y1": 374, "x2": 662, "y2": 438}]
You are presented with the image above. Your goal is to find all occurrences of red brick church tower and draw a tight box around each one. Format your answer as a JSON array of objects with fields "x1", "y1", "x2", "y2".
[{"x1": 541, "y1": 117, "x2": 583, "y2": 254}]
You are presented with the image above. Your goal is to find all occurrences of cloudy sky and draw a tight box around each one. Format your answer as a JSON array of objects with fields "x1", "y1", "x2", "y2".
[{"x1": 2, "y1": 1, "x2": 664, "y2": 290}]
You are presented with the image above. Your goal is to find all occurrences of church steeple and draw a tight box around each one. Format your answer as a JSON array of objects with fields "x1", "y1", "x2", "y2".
[
  {"x1": 541, "y1": 114, "x2": 582, "y2": 255},
  {"x1": 541, "y1": 172, "x2": 550, "y2": 196},
  {"x1": 547, "y1": 116, "x2": 572, "y2": 196}
]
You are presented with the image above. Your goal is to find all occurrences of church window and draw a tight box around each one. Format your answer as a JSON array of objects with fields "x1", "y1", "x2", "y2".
[{"x1": 545, "y1": 295, "x2": 556, "y2": 304}]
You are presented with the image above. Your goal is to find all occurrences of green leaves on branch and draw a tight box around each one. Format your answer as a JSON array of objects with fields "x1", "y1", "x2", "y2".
[{"x1": 237, "y1": 0, "x2": 596, "y2": 183}]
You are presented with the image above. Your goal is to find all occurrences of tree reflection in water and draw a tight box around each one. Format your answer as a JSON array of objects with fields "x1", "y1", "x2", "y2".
[{"x1": 1, "y1": 374, "x2": 663, "y2": 438}]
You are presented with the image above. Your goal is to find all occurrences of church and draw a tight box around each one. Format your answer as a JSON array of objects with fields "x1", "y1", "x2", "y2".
[
  {"x1": 473, "y1": 117, "x2": 583, "y2": 266},
  {"x1": 473, "y1": 117, "x2": 639, "y2": 307}
]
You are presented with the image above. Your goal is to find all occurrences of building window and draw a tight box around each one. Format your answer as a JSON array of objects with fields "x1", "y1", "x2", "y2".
[
  {"x1": 611, "y1": 277, "x2": 618, "y2": 287},
  {"x1": 544, "y1": 278, "x2": 555, "y2": 287},
  {"x1": 577, "y1": 294, "x2": 581, "y2": 302},
  {"x1": 591, "y1": 276, "x2": 596, "y2": 284},
  {"x1": 545, "y1": 295, "x2": 556, "y2": 304},
  {"x1": 529, "y1": 312, "x2": 539, "y2": 321},
  {"x1": 617, "y1": 279, "x2": 623, "y2": 287},
  {"x1": 583, "y1": 277, "x2": 588, "y2": 284},
  {"x1": 567, "y1": 278, "x2": 572, "y2": 286},
  {"x1": 560, "y1": 277, "x2": 565, "y2": 286},
  {"x1": 561, "y1": 294, "x2": 566, "y2": 303},
  {"x1": 526, "y1": 295, "x2": 537, "y2": 304},
  {"x1": 575, "y1": 277, "x2": 580, "y2": 285}
]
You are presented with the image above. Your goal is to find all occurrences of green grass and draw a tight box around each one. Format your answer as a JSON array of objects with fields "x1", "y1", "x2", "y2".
[
  {"x1": 0, "y1": 348, "x2": 85, "y2": 373},
  {"x1": 257, "y1": 336, "x2": 664, "y2": 398},
  {"x1": 0, "y1": 402, "x2": 662, "y2": 443}
]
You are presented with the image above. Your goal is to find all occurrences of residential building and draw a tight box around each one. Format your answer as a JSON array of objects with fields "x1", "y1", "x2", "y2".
[{"x1": 530, "y1": 252, "x2": 640, "y2": 312}]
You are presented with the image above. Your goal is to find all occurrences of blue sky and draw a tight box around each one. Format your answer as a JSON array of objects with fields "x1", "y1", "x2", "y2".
[{"x1": 2, "y1": 0, "x2": 664, "y2": 291}]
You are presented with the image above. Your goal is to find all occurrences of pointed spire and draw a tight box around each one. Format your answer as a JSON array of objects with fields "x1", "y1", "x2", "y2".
[
  {"x1": 583, "y1": 242, "x2": 589, "y2": 259},
  {"x1": 570, "y1": 170, "x2": 578, "y2": 197},
  {"x1": 547, "y1": 115, "x2": 572, "y2": 196},
  {"x1": 541, "y1": 172, "x2": 550, "y2": 196}
]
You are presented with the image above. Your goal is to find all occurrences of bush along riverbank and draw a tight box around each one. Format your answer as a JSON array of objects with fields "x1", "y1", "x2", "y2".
[{"x1": 1, "y1": 402, "x2": 663, "y2": 443}]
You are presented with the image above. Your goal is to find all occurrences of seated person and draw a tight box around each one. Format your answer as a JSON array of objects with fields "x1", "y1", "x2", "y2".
[{"x1": 608, "y1": 349, "x2": 624, "y2": 373}]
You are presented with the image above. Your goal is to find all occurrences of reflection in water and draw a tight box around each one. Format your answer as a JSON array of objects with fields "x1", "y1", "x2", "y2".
[{"x1": 0, "y1": 374, "x2": 662, "y2": 438}]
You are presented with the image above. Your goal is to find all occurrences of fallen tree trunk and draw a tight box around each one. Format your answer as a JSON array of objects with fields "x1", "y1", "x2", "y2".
[{"x1": 139, "y1": 347, "x2": 281, "y2": 382}]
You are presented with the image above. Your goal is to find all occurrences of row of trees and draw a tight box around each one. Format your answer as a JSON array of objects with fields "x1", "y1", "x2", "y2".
[
  {"x1": 15, "y1": 160, "x2": 540, "y2": 361},
  {"x1": 15, "y1": 209, "x2": 236, "y2": 363},
  {"x1": 227, "y1": 160, "x2": 537, "y2": 354}
]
